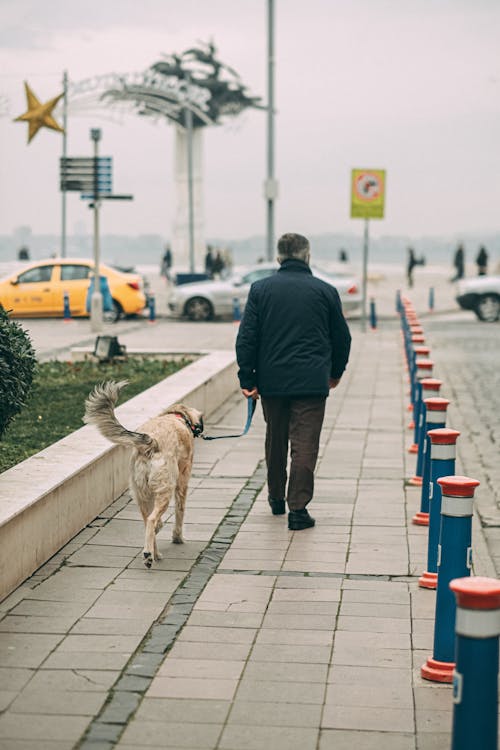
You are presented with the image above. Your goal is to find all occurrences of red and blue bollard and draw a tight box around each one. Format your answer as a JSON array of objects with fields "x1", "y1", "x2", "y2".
[
  {"x1": 232, "y1": 297, "x2": 241, "y2": 322},
  {"x1": 408, "y1": 376, "x2": 441, "y2": 453},
  {"x1": 419, "y1": 432, "x2": 461, "y2": 589},
  {"x1": 369, "y1": 298, "x2": 377, "y2": 329},
  {"x1": 449, "y1": 576, "x2": 500, "y2": 750},
  {"x1": 421, "y1": 475, "x2": 479, "y2": 682},
  {"x1": 407, "y1": 359, "x2": 434, "y2": 476},
  {"x1": 428, "y1": 286, "x2": 435, "y2": 312},
  {"x1": 148, "y1": 293, "x2": 156, "y2": 323},
  {"x1": 63, "y1": 291, "x2": 72, "y2": 322},
  {"x1": 412, "y1": 394, "x2": 448, "y2": 525}
]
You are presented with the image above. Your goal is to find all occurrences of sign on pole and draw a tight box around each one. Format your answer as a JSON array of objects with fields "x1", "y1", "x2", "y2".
[{"x1": 351, "y1": 169, "x2": 386, "y2": 219}]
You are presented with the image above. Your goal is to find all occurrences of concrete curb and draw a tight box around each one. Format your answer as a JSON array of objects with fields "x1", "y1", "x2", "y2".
[{"x1": 0, "y1": 350, "x2": 237, "y2": 602}]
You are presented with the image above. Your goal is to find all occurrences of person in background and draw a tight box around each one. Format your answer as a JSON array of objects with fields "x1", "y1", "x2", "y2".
[
  {"x1": 161, "y1": 245, "x2": 172, "y2": 281},
  {"x1": 476, "y1": 245, "x2": 488, "y2": 276},
  {"x1": 212, "y1": 250, "x2": 225, "y2": 278},
  {"x1": 407, "y1": 247, "x2": 418, "y2": 288},
  {"x1": 204, "y1": 246, "x2": 214, "y2": 279},
  {"x1": 338, "y1": 248, "x2": 348, "y2": 263},
  {"x1": 451, "y1": 244, "x2": 465, "y2": 282},
  {"x1": 236, "y1": 232, "x2": 351, "y2": 531}
]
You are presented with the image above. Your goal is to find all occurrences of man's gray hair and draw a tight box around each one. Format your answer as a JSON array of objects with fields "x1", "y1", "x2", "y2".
[{"x1": 277, "y1": 233, "x2": 310, "y2": 261}]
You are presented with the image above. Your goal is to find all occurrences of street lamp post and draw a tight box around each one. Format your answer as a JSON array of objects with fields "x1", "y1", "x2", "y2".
[
  {"x1": 265, "y1": 0, "x2": 277, "y2": 260},
  {"x1": 184, "y1": 76, "x2": 195, "y2": 274},
  {"x1": 90, "y1": 128, "x2": 103, "y2": 333}
]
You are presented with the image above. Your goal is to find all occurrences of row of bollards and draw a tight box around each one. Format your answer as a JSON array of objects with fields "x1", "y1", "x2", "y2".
[{"x1": 398, "y1": 293, "x2": 500, "y2": 750}]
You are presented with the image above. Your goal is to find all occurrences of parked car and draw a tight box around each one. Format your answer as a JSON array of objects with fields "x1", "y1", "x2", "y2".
[
  {"x1": 167, "y1": 262, "x2": 361, "y2": 321},
  {"x1": 456, "y1": 276, "x2": 500, "y2": 322},
  {"x1": 0, "y1": 258, "x2": 146, "y2": 322}
]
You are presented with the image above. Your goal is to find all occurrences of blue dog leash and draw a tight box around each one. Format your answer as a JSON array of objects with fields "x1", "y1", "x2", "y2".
[{"x1": 202, "y1": 397, "x2": 257, "y2": 441}]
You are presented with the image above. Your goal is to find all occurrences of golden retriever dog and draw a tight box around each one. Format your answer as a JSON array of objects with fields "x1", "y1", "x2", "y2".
[{"x1": 83, "y1": 380, "x2": 203, "y2": 568}]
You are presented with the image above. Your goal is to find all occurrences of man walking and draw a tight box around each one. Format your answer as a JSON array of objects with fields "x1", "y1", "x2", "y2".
[{"x1": 236, "y1": 233, "x2": 351, "y2": 530}]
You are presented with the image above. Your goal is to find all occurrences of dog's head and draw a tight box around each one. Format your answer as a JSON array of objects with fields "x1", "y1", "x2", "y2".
[{"x1": 165, "y1": 403, "x2": 204, "y2": 437}]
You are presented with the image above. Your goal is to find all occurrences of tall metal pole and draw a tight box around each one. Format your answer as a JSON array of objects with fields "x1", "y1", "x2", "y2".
[
  {"x1": 361, "y1": 218, "x2": 369, "y2": 333},
  {"x1": 61, "y1": 70, "x2": 68, "y2": 257},
  {"x1": 90, "y1": 128, "x2": 103, "y2": 332},
  {"x1": 184, "y1": 76, "x2": 195, "y2": 274},
  {"x1": 265, "y1": 0, "x2": 276, "y2": 260}
]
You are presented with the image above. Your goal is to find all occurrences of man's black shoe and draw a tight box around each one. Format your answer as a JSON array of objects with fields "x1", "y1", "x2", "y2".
[
  {"x1": 268, "y1": 497, "x2": 286, "y2": 515},
  {"x1": 288, "y1": 508, "x2": 315, "y2": 530}
]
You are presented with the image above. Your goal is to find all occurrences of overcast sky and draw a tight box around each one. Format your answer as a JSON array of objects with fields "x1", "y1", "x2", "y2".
[{"x1": 0, "y1": 0, "x2": 499, "y2": 242}]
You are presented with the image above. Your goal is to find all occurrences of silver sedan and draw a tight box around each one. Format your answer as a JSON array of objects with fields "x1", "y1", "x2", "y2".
[{"x1": 167, "y1": 262, "x2": 361, "y2": 321}]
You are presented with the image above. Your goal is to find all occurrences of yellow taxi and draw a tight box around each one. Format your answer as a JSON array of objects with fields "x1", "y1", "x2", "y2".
[{"x1": 0, "y1": 258, "x2": 146, "y2": 321}]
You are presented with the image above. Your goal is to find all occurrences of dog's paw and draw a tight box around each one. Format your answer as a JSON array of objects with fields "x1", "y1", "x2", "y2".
[
  {"x1": 172, "y1": 533, "x2": 184, "y2": 545},
  {"x1": 154, "y1": 551, "x2": 163, "y2": 561},
  {"x1": 143, "y1": 551, "x2": 153, "y2": 568}
]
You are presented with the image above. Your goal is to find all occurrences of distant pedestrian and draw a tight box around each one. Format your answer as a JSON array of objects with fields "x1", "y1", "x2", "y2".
[
  {"x1": 451, "y1": 244, "x2": 465, "y2": 282},
  {"x1": 212, "y1": 250, "x2": 225, "y2": 278},
  {"x1": 476, "y1": 245, "x2": 488, "y2": 276},
  {"x1": 339, "y1": 248, "x2": 349, "y2": 263},
  {"x1": 161, "y1": 246, "x2": 172, "y2": 281},
  {"x1": 236, "y1": 232, "x2": 351, "y2": 531},
  {"x1": 407, "y1": 247, "x2": 418, "y2": 288},
  {"x1": 17, "y1": 246, "x2": 30, "y2": 261},
  {"x1": 204, "y1": 246, "x2": 214, "y2": 278}
]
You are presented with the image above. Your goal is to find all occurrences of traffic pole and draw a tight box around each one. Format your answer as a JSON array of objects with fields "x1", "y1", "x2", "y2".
[
  {"x1": 232, "y1": 297, "x2": 241, "y2": 323},
  {"x1": 414, "y1": 396, "x2": 450, "y2": 526},
  {"x1": 421, "y1": 475, "x2": 479, "y2": 682},
  {"x1": 148, "y1": 292, "x2": 156, "y2": 323},
  {"x1": 408, "y1": 375, "x2": 441, "y2": 451},
  {"x1": 369, "y1": 298, "x2": 377, "y2": 329},
  {"x1": 407, "y1": 359, "x2": 434, "y2": 477},
  {"x1": 419, "y1": 431, "x2": 461, "y2": 589},
  {"x1": 449, "y1": 577, "x2": 500, "y2": 750},
  {"x1": 63, "y1": 291, "x2": 72, "y2": 322},
  {"x1": 428, "y1": 286, "x2": 435, "y2": 312},
  {"x1": 412, "y1": 393, "x2": 448, "y2": 525}
]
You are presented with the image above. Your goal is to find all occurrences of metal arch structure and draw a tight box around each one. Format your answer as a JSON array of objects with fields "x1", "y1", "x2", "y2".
[{"x1": 62, "y1": 42, "x2": 263, "y2": 269}]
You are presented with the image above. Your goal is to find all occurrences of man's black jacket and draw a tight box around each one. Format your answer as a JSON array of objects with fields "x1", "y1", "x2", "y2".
[{"x1": 236, "y1": 259, "x2": 352, "y2": 398}]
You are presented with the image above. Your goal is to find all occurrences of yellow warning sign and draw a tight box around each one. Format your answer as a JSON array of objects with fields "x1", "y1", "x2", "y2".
[{"x1": 351, "y1": 169, "x2": 386, "y2": 219}]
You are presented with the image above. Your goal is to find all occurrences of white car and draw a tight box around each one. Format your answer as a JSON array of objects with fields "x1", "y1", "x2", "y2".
[
  {"x1": 167, "y1": 262, "x2": 361, "y2": 321},
  {"x1": 456, "y1": 276, "x2": 500, "y2": 322}
]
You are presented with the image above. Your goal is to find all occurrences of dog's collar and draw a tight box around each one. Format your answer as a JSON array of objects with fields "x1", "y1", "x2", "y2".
[{"x1": 173, "y1": 412, "x2": 202, "y2": 438}]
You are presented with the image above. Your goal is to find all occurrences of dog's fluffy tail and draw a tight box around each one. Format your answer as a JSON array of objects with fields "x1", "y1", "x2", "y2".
[{"x1": 84, "y1": 380, "x2": 158, "y2": 454}]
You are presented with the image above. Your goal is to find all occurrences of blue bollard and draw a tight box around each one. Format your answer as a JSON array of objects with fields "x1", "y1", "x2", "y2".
[
  {"x1": 418, "y1": 433, "x2": 461, "y2": 589},
  {"x1": 63, "y1": 291, "x2": 72, "y2": 322},
  {"x1": 148, "y1": 293, "x2": 156, "y2": 323},
  {"x1": 421, "y1": 475, "x2": 479, "y2": 682},
  {"x1": 369, "y1": 298, "x2": 377, "y2": 329},
  {"x1": 449, "y1": 576, "x2": 500, "y2": 750},
  {"x1": 428, "y1": 286, "x2": 435, "y2": 312},
  {"x1": 232, "y1": 297, "x2": 241, "y2": 322},
  {"x1": 407, "y1": 359, "x2": 434, "y2": 478},
  {"x1": 412, "y1": 393, "x2": 448, "y2": 525},
  {"x1": 395, "y1": 289, "x2": 402, "y2": 314}
]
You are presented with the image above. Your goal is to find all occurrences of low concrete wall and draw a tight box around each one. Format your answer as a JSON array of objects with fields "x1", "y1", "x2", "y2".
[{"x1": 0, "y1": 351, "x2": 238, "y2": 602}]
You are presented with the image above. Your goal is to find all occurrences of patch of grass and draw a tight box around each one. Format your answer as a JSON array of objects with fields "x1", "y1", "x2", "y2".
[{"x1": 0, "y1": 358, "x2": 191, "y2": 473}]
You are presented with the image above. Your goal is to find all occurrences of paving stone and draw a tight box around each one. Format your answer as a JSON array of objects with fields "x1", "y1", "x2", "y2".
[
  {"x1": 0, "y1": 712, "x2": 89, "y2": 741},
  {"x1": 228, "y1": 700, "x2": 322, "y2": 727},
  {"x1": 243, "y1": 660, "x2": 328, "y2": 683},
  {"x1": 69, "y1": 617, "x2": 152, "y2": 636},
  {"x1": 9, "y1": 688, "x2": 107, "y2": 715},
  {"x1": 177, "y1": 626, "x2": 257, "y2": 644},
  {"x1": 25, "y1": 669, "x2": 119, "y2": 692},
  {"x1": 319, "y1": 729, "x2": 415, "y2": 749},
  {"x1": 119, "y1": 718, "x2": 222, "y2": 747},
  {"x1": 157, "y1": 658, "x2": 245, "y2": 680},
  {"x1": 0, "y1": 667, "x2": 34, "y2": 691},
  {"x1": 219, "y1": 723, "x2": 318, "y2": 750},
  {"x1": 134, "y1": 697, "x2": 231, "y2": 723},
  {"x1": 256, "y1": 628, "x2": 333, "y2": 646},
  {"x1": 0, "y1": 616, "x2": 77, "y2": 634},
  {"x1": 0, "y1": 633, "x2": 63, "y2": 668},
  {"x1": 167, "y1": 641, "x2": 251, "y2": 661},
  {"x1": 235, "y1": 679, "x2": 325, "y2": 704},
  {"x1": 322, "y1": 704, "x2": 414, "y2": 732},
  {"x1": 147, "y1": 676, "x2": 238, "y2": 700},
  {"x1": 325, "y1": 682, "x2": 413, "y2": 709},
  {"x1": 41, "y1": 650, "x2": 131, "y2": 670}
]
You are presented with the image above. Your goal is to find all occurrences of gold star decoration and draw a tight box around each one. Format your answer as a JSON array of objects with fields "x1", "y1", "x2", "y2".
[{"x1": 14, "y1": 81, "x2": 64, "y2": 143}]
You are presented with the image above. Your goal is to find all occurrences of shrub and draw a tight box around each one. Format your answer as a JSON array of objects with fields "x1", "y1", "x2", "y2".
[{"x1": 0, "y1": 305, "x2": 37, "y2": 439}]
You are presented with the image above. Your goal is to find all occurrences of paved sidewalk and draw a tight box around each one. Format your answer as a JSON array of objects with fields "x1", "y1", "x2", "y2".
[{"x1": 0, "y1": 322, "x2": 490, "y2": 749}]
